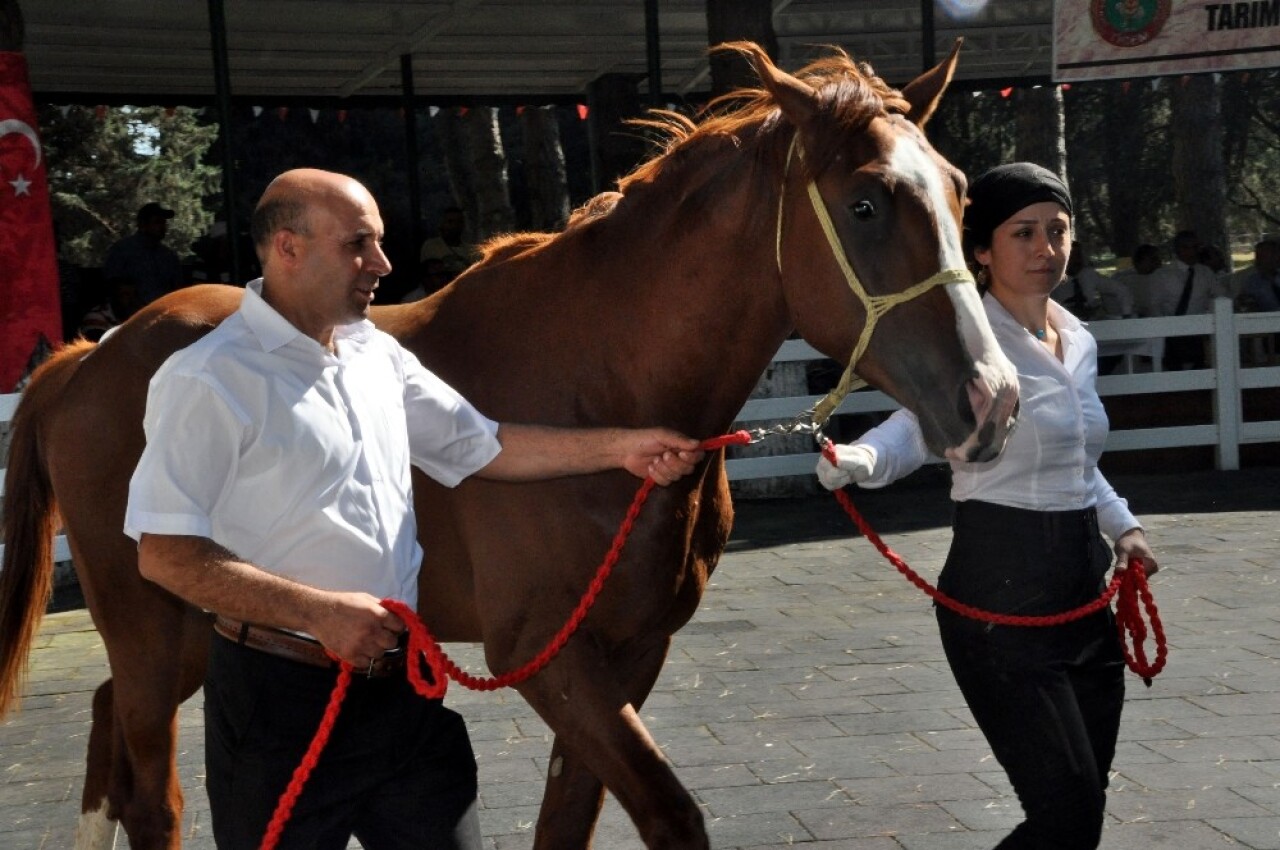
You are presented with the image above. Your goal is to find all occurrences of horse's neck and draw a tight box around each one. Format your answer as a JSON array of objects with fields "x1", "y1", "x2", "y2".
[
  {"x1": 416, "y1": 152, "x2": 793, "y2": 436},
  {"x1": 580, "y1": 163, "x2": 793, "y2": 431}
]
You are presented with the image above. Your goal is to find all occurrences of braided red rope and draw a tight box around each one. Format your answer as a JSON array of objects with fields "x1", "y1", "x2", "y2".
[
  {"x1": 263, "y1": 429, "x2": 1166, "y2": 848},
  {"x1": 258, "y1": 431, "x2": 753, "y2": 849},
  {"x1": 819, "y1": 442, "x2": 1167, "y2": 684}
]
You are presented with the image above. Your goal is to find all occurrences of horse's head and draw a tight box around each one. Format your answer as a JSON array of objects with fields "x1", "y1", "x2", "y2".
[{"x1": 728, "y1": 41, "x2": 1018, "y2": 463}]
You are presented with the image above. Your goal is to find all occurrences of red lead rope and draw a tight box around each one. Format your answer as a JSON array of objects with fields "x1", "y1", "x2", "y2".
[
  {"x1": 260, "y1": 430, "x2": 1166, "y2": 849},
  {"x1": 258, "y1": 431, "x2": 754, "y2": 849},
  {"x1": 817, "y1": 440, "x2": 1167, "y2": 685}
]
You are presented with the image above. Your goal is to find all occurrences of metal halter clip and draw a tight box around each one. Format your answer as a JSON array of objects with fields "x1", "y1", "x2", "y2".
[{"x1": 745, "y1": 411, "x2": 821, "y2": 446}]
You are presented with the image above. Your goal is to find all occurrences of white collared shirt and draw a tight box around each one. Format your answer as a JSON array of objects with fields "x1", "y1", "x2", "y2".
[
  {"x1": 854, "y1": 294, "x2": 1140, "y2": 542},
  {"x1": 125, "y1": 279, "x2": 501, "y2": 608}
]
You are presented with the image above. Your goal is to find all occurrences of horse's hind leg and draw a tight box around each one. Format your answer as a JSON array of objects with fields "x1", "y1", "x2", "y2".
[
  {"x1": 522, "y1": 635, "x2": 706, "y2": 850},
  {"x1": 108, "y1": 608, "x2": 210, "y2": 850},
  {"x1": 76, "y1": 680, "x2": 120, "y2": 849}
]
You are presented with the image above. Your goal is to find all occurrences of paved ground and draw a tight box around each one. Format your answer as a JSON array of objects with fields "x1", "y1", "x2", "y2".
[{"x1": 2, "y1": 466, "x2": 1278, "y2": 849}]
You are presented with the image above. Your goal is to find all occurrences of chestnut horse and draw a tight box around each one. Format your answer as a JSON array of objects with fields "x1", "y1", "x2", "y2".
[{"x1": 1, "y1": 43, "x2": 1017, "y2": 849}]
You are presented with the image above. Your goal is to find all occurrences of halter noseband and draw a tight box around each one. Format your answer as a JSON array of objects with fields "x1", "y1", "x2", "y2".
[{"x1": 776, "y1": 133, "x2": 974, "y2": 427}]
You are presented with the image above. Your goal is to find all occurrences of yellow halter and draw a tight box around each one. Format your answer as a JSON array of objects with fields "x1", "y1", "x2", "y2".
[{"x1": 776, "y1": 134, "x2": 974, "y2": 426}]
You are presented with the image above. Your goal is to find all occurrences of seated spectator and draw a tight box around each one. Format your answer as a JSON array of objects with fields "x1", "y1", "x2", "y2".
[
  {"x1": 79, "y1": 277, "x2": 141, "y2": 342},
  {"x1": 1115, "y1": 244, "x2": 1166, "y2": 318},
  {"x1": 103, "y1": 202, "x2": 184, "y2": 306},
  {"x1": 1161, "y1": 230, "x2": 1216, "y2": 369},
  {"x1": 1198, "y1": 243, "x2": 1235, "y2": 300},
  {"x1": 1055, "y1": 241, "x2": 1133, "y2": 320},
  {"x1": 400, "y1": 257, "x2": 453, "y2": 304},
  {"x1": 1239, "y1": 239, "x2": 1280, "y2": 313},
  {"x1": 420, "y1": 206, "x2": 481, "y2": 283}
]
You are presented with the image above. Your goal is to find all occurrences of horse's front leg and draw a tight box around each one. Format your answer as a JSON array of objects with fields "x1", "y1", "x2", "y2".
[{"x1": 517, "y1": 634, "x2": 706, "y2": 850}]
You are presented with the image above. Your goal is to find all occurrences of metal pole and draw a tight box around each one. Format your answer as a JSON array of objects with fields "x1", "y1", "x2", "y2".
[
  {"x1": 921, "y1": 0, "x2": 936, "y2": 71},
  {"x1": 207, "y1": 0, "x2": 241, "y2": 284},
  {"x1": 401, "y1": 53, "x2": 424, "y2": 271},
  {"x1": 644, "y1": 0, "x2": 662, "y2": 106}
]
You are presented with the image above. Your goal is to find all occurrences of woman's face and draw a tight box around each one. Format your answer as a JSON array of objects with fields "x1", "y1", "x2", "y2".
[{"x1": 973, "y1": 201, "x2": 1072, "y2": 298}]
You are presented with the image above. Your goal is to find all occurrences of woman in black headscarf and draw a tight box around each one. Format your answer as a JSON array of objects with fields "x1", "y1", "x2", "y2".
[{"x1": 818, "y1": 163, "x2": 1159, "y2": 849}]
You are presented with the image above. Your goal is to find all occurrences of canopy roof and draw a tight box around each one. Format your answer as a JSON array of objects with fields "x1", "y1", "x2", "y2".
[{"x1": 23, "y1": 0, "x2": 1053, "y2": 105}]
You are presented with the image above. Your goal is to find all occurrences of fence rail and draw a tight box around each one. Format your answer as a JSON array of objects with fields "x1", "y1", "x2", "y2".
[
  {"x1": 724, "y1": 298, "x2": 1280, "y2": 481},
  {"x1": 2, "y1": 299, "x2": 1278, "y2": 562}
]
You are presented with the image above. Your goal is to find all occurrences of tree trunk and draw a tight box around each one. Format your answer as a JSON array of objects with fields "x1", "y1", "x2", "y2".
[
  {"x1": 586, "y1": 73, "x2": 647, "y2": 194},
  {"x1": 521, "y1": 105, "x2": 570, "y2": 231},
  {"x1": 706, "y1": 0, "x2": 777, "y2": 95},
  {"x1": 1171, "y1": 74, "x2": 1229, "y2": 258},
  {"x1": 1103, "y1": 81, "x2": 1143, "y2": 259},
  {"x1": 0, "y1": 0, "x2": 22, "y2": 52},
  {"x1": 1014, "y1": 85, "x2": 1067, "y2": 179},
  {"x1": 432, "y1": 108, "x2": 479, "y2": 237},
  {"x1": 463, "y1": 106, "x2": 515, "y2": 239}
]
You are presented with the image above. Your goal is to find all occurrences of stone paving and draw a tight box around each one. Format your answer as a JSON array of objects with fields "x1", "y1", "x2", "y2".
[{"x1": 2, "y1": 466, "x2": 1278, "y2": 849}]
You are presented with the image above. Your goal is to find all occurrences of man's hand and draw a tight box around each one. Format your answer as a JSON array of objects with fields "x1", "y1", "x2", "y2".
[
  {"x1": 305, "y1": 592, "x2": 406, "y2": 669},
  {"x1": 1113, "y1": 528, "x2": 1159, "y2": 576},
  {"x1": 815, "y1": 444, "x2": 876, "y2": 491},
  {"x1": 621, "y1": 428, "x2": 705, "y2": 485}
]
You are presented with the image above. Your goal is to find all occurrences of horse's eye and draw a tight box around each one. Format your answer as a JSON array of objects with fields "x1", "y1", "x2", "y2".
[{"x1": 850, "y1": 199, "x2": 876, "y2": 221}]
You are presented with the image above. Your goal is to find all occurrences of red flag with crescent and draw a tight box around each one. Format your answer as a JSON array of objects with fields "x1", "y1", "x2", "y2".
[{"x1": 0, "y1": 51, "x2": 60, "y2": 392}]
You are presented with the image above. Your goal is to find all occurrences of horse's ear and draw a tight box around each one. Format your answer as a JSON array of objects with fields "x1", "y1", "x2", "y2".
[
  {"x1": 713, "y1": 40, "x2": 820, "y2": 127},
  {"x1": 901, "y1": 38, "x2": 962, "y2": 127}
]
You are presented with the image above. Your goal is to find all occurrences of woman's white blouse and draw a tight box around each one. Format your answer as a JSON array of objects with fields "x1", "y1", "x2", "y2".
[{"x1": 854, "y1": 293, "x2": 1141, "y2": 542}]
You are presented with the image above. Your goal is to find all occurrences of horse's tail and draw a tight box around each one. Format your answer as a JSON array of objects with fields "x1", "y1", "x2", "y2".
[{"x1": 0, "y1": 340, "x2": 93, "y2": 718}]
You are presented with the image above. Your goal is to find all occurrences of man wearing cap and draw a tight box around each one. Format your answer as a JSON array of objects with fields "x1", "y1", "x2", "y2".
[{"x1": 103, "y1": 201, "x2": 184, "y2": 307}]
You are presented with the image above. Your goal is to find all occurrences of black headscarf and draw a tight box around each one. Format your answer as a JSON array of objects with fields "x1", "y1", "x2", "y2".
[{"x1": 964, "y1": 162, "x2": 1072, "y2": 252}]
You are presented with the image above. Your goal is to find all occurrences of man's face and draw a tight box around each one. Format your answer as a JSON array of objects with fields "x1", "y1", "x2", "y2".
[
  {"x1": 440, "y1": 211, "x2": 465, "y2": 241},
  {"x1": 1174, "y1": 236, "x2": 1200, "y2": 264},
  {"x1": 295, "y1": 188, "x2": 391, "y2": 326},
  {"x1": 140, "y1": 215, "x2": 169, "y2": 241}
]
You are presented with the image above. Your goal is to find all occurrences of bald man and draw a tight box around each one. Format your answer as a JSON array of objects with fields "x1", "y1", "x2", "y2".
[{"x1": 125, "y1": 169, "x2": 703, "y2": 849}]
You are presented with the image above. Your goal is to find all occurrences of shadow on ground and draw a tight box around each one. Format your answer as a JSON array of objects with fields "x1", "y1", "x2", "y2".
[{"x1": 728, "y1": 464, "x2": 1279, "y2": 552}]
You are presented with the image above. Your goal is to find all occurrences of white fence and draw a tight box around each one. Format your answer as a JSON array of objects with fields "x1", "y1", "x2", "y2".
[
  {"x1": 2, "y1": 298, "x2": 1278, "y2": 563},
  {"x1": 724, "y1": 298, "x2": 1280, "y2": 480}
]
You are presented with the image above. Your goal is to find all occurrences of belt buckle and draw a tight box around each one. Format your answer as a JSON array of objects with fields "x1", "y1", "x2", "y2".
[{"x1": 366, "y1": 645, "x2": 406, "y2": 678}]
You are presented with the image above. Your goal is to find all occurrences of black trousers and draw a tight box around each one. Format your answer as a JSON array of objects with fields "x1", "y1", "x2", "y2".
[
  {"x1": 204, "y1": 634, "x2": 484, "y2": 850},
  {"x1": 936, "y1": 501, "x2": 1126, "y2": 850}
]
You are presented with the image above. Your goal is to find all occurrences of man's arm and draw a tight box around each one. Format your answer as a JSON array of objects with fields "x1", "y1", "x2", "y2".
[
  {"x1": 137, "y1": 533, "x2": 403, "y2": 667},
  {"x1": 476, "y1": 424, "x2": 704, "y2": 485}
]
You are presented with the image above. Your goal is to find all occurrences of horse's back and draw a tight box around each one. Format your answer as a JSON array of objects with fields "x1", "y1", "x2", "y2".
[{"x1": 46, "y1": 286, "x2": 243, "y2": 616}]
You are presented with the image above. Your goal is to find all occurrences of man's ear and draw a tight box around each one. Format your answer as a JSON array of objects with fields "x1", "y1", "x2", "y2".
[{"x1": 272, "y1": 229, "x2": 301, "y2": 265}]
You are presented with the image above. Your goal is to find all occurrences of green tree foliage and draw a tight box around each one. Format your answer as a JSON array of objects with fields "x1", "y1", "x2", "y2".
[
  {"x1": 1222, "y1": 68, "x2": 1280, "y2": 238},
  {"x1": 37, "y1": 105, "x2": 220, "y2": 268}
]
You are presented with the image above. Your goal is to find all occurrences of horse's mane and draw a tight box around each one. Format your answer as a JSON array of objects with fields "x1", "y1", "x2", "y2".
[
  {"x1": 472, "y1": 192, "x2": 624, "y2": 268},
  {"x1": 620, "y1": 46, "x2": 910, "y2": 191},
  {"x1": 469, "y1": 47, "x2": 909, "y2": 271}
]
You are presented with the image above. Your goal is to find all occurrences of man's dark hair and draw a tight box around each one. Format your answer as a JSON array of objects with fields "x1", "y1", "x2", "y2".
[
  {"x1": 1131, "y1": 244, "x2": 1160, "y2": 266},
  {"x1": 250, "y1": 197, "x2": 310, "y2": 253}
]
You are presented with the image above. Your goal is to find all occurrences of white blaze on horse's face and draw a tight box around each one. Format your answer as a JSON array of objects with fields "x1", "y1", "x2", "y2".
[{"x1": 889, "y1": 134, "x2": 1019, "y2": 462}]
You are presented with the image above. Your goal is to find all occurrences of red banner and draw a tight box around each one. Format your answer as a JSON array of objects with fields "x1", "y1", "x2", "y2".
[{"x1": 0, "y1": 51, "x2": 60, "y2": 392}]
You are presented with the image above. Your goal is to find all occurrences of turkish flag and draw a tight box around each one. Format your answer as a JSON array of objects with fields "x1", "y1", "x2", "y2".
[{"x1": 0, "y1": 51, "x2": 60, "y2": 393}]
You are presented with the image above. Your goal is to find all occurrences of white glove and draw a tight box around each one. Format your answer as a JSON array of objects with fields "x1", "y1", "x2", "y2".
[{"x1": 815, "y1": 443, "x2": 876, "y2": 491}]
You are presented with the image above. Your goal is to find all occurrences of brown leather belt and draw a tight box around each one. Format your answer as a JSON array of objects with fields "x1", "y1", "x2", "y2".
[{"x1": 213, "y1": 615, "x2": 406, "y2": 678}]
